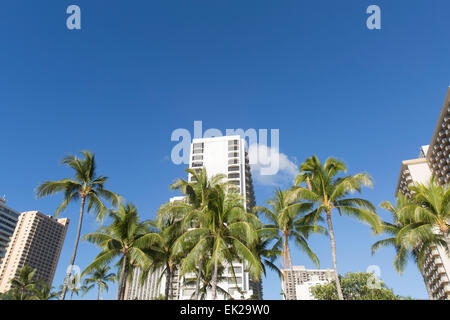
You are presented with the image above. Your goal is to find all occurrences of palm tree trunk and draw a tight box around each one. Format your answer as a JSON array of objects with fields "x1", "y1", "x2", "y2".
[
  {"x1": 60, "y1": 196, "x2": 86, "y2": 300},
  {"x1": 124, "y1": 278, "x2": 130, "y2": 300},
  {"x1": 306, "y1": 177, "x2": 312, "y2": 191},
  {"x1": 281, "y1": 233, "x2": 296, "y2": 300},
  {"x1": 194, "y1": 257, "x2": 203, "y2": 300},
  {"x1": 117, "y1": 254, "x2": 128, "y2": 300},
  {"x1": 211, "y1": 254, "x2": 219, "y2": 300},
  {"x1": 164, "y1": 263, "x2": 172, "y2": 300},
  {"x1": 97, "y1": 283, "x2": 100, "y2": 300},
  {"x1": 326, "y1": 211, "x2": 344, "y2": 300},
  {"x1": 257, "y1": 280, "x2": 262, "y2": 300}
]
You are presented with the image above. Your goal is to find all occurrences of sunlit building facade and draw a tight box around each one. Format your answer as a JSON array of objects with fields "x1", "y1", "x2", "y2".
[
  {"x1": 0, "y1": 211, "x2": 69, "y2": 293},
  {"x1": 395, "y1": 87, "x2": 450, "y2": 300}
]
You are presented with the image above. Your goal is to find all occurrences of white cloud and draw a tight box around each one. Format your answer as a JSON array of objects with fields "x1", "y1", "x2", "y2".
[{"x1": 247, "y1": 144, "x2": 298, "y2": 187}]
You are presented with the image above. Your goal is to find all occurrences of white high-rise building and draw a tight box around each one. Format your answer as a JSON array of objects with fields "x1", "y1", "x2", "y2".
[
  {"x1": 127, "y1": 135, "x2": 259, "y2": 300},
  {"x1": 182, "y1": 136, "x2": 258, "y2": 300},
  {"x1": 281, "y1": 266, "x2": 335, "y2": 300},
  {"x1": 188, "y1": 135, "x2": 256, "y2": 211}
]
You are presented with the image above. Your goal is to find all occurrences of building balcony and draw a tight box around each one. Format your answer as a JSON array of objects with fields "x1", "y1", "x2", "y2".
[
  {"x1": 228, "y1": 173, "x2": 240, "y2": 179},
  {"x1": 228, "y1": 179, "x2": 240, "y2": 186},
  {"x1": 191, "y1": 162, "x2": 203, "y2": 168},
  {"x1": 228, "y1": 165, "x2": 240, "y2": 172}
]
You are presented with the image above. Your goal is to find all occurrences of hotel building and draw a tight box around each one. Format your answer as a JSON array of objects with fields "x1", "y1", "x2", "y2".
[
  {"x1": 0, "y1": 198, "x2": 20, "y2": 264},
  {"x1": 127, "y1": 135, "x2": 259, "y2": 300},
  {"x1": 0, "y1": 211, "x2": 69, "y2": 293},
  {"x1": 426, "y1": 87, "x2": 450, "y2": 184},
  {"x1": 395, "y1": 87, "x2": 450, "y2": 300},
  {"x1": 281, "y1": 266, "x2": 335, "y2": 300}
]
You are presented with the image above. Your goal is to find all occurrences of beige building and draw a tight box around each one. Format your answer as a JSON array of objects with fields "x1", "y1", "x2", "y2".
[
  {"x1": 281, "y1": 266, "x2": 335, "y2": 300},
  {"x1": 395, "y1": 87, "x2": 450, "y2": 300},
  {"x1": 0, "y1": 211, "x2": 69, "y2": 293}
]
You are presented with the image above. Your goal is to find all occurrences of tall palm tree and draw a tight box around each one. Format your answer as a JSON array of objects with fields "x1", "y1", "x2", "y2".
[
  {"x1": 82, "y1": 202, "x2": 157, "y2": 300},
  {"x1": 254, "y1": 189, "x2": 322, "y2": 270},
  {"x1": 253, "y1": 188, "x2": 323, "y2": 299},
  {"x1": 169, "y1": 168, "x2": 227, "y2": 299},
  {"x1": 83, "y1": 266, "x2": 115, "y2": 300},
  {"x1": 9, "y1": 265, "x2": 39, "y2": 300},
  {"x1": 36, "y1": 151, "x2": 120, "y2": 300},
  {"x1": 293, "y1": 155, "x2": 381, "y2": 300},
  {"x1": 173, "y1": 185, "x2": 262, "y2": 299}
]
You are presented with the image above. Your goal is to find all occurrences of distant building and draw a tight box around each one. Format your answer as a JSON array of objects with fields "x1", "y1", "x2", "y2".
[
  {"x1": 0, "y1": 198, "x2": 20, "y2": 264},
  {"x1": 281, "y1": 266, "x2": 335, "y2": 300},
  {"x1": 395, "y1": 87, "x2": 450, "y2": 300},
  {"x1": 0, "y1": 211, "x2": 69, "y2": 293}
]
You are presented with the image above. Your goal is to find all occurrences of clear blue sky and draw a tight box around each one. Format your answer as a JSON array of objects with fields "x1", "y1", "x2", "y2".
[{"x1": 0, "y1": 0, "x2": 449, "y2": 300}]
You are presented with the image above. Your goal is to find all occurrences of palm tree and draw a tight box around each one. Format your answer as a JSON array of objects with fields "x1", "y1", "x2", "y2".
[
  {"x1": 83, "y1": 266, "x2": 115, "y2": 300},
  {"x1": 168, "y1": 168, "x2": 228, "y2": 299},
  {"x1": 253, "y1": 229, "x2": 282, "y2": 299},
  {"x1": 371, "y1": 194, "x2": 415, "y2": 273},
  {"x1": 36, "y1": 151, "x2": 120, "y2": 300},
  {"x1": 143, "y1": 209, "x2": 185, "y2": 301},
  {"x1": 82, "y1": 202, "x2": 157, "y2": 300},
  {"x1": 253, "y1": 188, "x2": 323, "y2": 299},
  {"x1": 293, "y1": 156, "x2": 381, "y2": 300},
  {"x1": 173, "y1": 185, "x2": 262, "y2": 299},
  {"x1": 254, "y1": 189, "x2": 322, "y2": 269},
  {"x1": 9, "y1": 265, "x2": 39, "y2": 300},
  {"x1": 30, "y1": 283, "x2": 59, "y2": 300},
  {"x1": 401, "y1": 178, "x2": 450, "y2": 250}
]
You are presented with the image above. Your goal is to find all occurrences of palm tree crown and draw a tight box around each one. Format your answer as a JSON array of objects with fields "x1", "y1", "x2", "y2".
[
  {"x1": 82, "y1": 202, "x2": 158, "y2": 300},
  {"x1": 83, "y1": 265, "x2": 115, "y2": 300},
  {"x1": 36, "y1": 150, "x2": 120, "y2": 300}
]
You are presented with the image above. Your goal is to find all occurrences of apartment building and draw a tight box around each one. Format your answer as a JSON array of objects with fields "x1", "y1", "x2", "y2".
[
  {"x1": 281, "y1": 266, "x2": 335, "y2": 300},
  {"x1": 0, "y1": 198, "x2": 20, "y2": 263},
  {"x1": 189, "y1": 135, "x2": 256, "y2": 211},
  {"x1": 128, "y1": 135, "x2": 259, "y2": 300},
  {"x1": 185, "y1": 135, "x2": 258, "y2": 299},
  {"x1": 0, "y1": 211, "x2": 69, "y2": 293},
  {"x1": 394, "y1": 87, "x2": 450, "y2": 300}
]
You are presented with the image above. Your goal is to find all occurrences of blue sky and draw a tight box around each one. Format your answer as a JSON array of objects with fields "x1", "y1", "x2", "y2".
[{"x1": 0, "y1": 0, "x2": 449, "y2": 299}]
